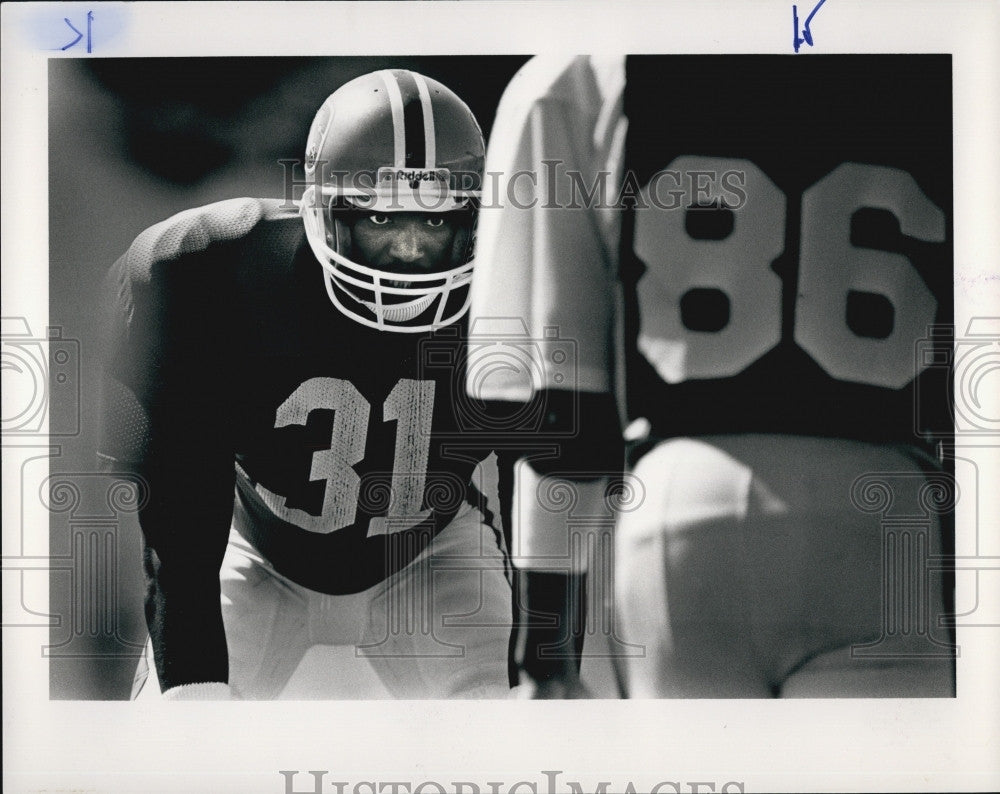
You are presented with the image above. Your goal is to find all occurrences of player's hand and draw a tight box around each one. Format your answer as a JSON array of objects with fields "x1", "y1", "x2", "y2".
[
  {"x1": 517, "y1": 675, "x2": 592, "y2": 699},
  {"x1": 161, "y1": 682, "x2": 234, "y2": 700}
]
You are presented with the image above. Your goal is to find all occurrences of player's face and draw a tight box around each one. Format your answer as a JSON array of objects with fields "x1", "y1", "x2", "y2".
[{"x1": 351, "y1": 212, "x2": 463, "y2": 281}]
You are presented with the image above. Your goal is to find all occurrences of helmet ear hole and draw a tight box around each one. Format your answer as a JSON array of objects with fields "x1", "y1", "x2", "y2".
[
  {"x1": 449, "y1": 221, "x2": 473, "y2": 267},
  {"x1": 332, "y1": 218, "x2": 352, "y2": 258}
]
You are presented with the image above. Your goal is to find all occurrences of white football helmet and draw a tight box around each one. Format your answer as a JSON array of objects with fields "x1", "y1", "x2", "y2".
[{"x1": 300, "y1": 69, "x2": 485, "y2": 332}]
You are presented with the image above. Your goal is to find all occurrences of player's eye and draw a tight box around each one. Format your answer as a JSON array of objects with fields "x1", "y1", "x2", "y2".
[
  {"x1": 370, "y1": 214, "x2": 391, "y2": 226},
  {"x1": 425, "y1": 217, "x2": 445, "y2": 228}
]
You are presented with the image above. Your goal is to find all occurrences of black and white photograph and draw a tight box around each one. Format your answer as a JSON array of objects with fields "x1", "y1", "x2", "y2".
[
  {"x1": 3, "y1": 2, "x2": 999, "y2": 793},
  {"x1": 45, "y1": 54, "x2": 533, "y2": 702}
]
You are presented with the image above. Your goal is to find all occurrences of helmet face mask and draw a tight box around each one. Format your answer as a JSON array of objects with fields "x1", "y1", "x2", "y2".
[{"x1": 300, "y1": 69, "x2": 485, "y2": 333}]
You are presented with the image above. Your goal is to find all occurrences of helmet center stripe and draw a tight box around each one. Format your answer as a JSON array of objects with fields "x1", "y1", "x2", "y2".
[{"x1": 393, "y1": 70, "x2": 427, "y2": 169}]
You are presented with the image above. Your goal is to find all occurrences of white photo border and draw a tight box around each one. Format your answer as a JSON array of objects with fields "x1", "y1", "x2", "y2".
[{"x1": 3, "y1": 2, "x2": 998, "y2": 793}]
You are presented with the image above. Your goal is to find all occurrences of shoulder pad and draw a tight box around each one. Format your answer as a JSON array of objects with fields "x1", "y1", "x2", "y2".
[
  {"x1": 124, "y1": 197, "x2": 267, "y2": 280},
  {"x1": 497, "y1": 55, "x2": 624, "y2": 128},
  {"x1": 258, "y1": 197, "x2": 303, "y2": 224}
]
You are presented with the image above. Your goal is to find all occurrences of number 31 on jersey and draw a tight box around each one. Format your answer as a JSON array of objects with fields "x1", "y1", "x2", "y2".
[{"x1": 255, "y1": 378, "x2": 435, "y2": 536}]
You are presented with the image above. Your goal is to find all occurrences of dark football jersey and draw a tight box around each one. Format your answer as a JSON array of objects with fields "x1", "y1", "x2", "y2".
[
  {"x1": 100, "y1": 198, "x2": 493, "y2": 687},
  {"x1": 470, "y1": 55, "x2": 953, "y2": 456},
  {"x1": 466, "y1": 55, "x2": 955, "y2": 692},
  {"x1": 620, "y1": 55, "x2": 952, "y2": 447}
]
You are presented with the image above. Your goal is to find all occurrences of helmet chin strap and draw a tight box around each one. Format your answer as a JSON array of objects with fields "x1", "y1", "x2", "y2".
[
  {"x1": 360, "y1": 292, "x2": 437, "y2": 322},
  {"x1": 325, "y1": 271, "x2": 441, "y2": 325}
]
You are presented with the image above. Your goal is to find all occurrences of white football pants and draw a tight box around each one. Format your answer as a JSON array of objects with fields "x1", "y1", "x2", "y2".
[
  {"x1": 136, "y1": 502, "x2": 513, "y2": 699},
  {"x1": 616, "y1": 435, "x2": 955, "y2": 698}
]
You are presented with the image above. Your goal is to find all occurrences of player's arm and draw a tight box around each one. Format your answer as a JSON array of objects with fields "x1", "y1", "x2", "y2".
[
  {"x1": 506, "y1": 394, "x2": 622, "y2": 698},
  {"x1": 469, "y1": 56, "x2": 627, "y2": 697},
  {"x1": 98, "y1": 235, "x2": 236, "y2": 699}
]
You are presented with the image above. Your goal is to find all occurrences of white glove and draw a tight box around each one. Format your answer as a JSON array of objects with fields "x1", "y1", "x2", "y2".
[{"x1": 161, "y1": 682, "x2": 233, "y2": 700}]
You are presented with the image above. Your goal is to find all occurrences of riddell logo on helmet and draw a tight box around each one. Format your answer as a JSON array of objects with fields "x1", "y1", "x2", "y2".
[{"x1": 378, "y1": 167, "x2": 450, "y2": 189}]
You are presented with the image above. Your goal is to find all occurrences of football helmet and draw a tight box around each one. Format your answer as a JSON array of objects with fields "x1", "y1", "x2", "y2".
[{"x1": 301, "y1": 69, "x2": 485, "y2": 332}]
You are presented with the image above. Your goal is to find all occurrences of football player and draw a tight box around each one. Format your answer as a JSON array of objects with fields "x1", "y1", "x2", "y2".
[
  {"x1": 469, "y1": 55, "x2": 955, "y2": 697},
  {"x1": 99, "y1": 70, "x2": 513, "y2": 700}
]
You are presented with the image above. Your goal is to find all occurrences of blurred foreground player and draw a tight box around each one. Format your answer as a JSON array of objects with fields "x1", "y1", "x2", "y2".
[
  {"x1": 100, "y1": 70, "x2": 513, "y2": 699},
  {"x1": 470, "y1": 55, "x2": 955, "y2": 697}
]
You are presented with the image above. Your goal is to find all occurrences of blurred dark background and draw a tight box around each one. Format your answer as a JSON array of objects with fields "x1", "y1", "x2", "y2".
[{"x1": 48, "y1": 56, "x2": 530, "y2": 699}]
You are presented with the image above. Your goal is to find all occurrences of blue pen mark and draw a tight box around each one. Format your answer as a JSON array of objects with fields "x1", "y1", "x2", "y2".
[
  {"x1": 793, "y1": 0, "x2": 828, "y2": 53},
  {"x1": 18, "y1": 4, "x2": 128, "y2": 54},
  {"x1": 60, "y1": 11, "x2": 93, "y2": 53}
]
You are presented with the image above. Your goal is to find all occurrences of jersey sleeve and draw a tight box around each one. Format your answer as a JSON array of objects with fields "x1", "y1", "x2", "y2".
[
  {"x1": 468, "y1": 54, "x2": 626, "y2": 503},
  {"x1": 98, "y1": 203, "x2": 254, "y2": 692},
  {"x1": 469, "y1": 54, "x2": 627, "y2": 400}
]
